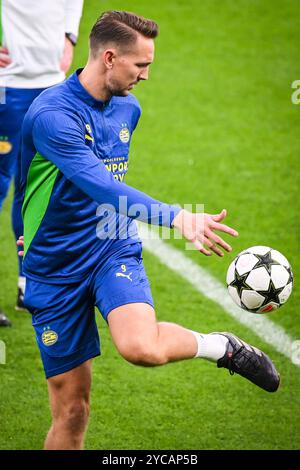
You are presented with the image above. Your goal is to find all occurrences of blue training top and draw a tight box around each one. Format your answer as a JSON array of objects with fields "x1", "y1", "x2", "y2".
[{"x1": 21, "y1": 69, "x2": 180, "y2": 283}]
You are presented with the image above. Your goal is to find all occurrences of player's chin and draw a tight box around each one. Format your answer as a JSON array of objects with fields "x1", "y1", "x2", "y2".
[{"x1": 113, "y1": 89, "x2": 130, "y2": 97}]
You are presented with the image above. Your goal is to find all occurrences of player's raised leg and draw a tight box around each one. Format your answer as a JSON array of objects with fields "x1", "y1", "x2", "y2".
[
  {"x1": 108, "y1": 303, "x2": 280, "y2": 392},
  {"x1": 44, "y1": 360, "x2": 92, "y2": 450},
  {"x1": 108, "y1": 303, "x2": 198, "y2": 365}
]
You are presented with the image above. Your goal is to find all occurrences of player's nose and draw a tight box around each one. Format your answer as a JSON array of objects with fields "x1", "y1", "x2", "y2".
[{"x1": 138, "y1": 67, "x2": 149, "y2": 81}]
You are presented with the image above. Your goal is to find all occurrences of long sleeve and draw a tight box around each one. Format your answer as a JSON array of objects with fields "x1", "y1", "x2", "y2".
[{"x1": 32, "y1": 110, "x2": 181, "y2": 227}]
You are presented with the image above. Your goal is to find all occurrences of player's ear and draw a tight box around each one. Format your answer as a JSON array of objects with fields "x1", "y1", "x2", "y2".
[{"x1": 103, "y1": 49, "x2": 116, "y2": 70}]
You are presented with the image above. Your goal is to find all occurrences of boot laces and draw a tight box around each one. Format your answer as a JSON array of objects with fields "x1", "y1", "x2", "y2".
[{"x1": 227, "y1": 344, "x2": 260, "y2": 376}]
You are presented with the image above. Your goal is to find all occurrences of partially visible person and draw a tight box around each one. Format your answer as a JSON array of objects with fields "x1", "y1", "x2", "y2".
[
  {"x1": 19, "y1": 10, "x2": 279, "y2": 450},
  {"x1": 0, "y1": 0, "x2": 84, "y2": 326}
]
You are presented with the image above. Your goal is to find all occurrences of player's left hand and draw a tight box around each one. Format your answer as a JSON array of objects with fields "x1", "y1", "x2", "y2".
[
  {"x1": 60, "y1": 37, "x2": 74, "y2": 73},
  {"x1": 172, "y1": 208, "x2": 238, "y2": 257},
  {"x1": 17, "y1": 235, "x2": 24, "y2": 257}
]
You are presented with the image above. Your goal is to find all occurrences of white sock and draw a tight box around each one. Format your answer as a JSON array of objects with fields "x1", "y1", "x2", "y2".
[
  {"x1": 18, "y1": 276, "x2": 26, "y2": 293},
  {"x1": 191, "y1": 331, "x2": 229, "y2": 362}
]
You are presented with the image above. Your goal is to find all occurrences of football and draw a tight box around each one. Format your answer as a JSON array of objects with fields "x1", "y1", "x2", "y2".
[{"x1": 226, "y1": 246, "x2": 293, "y2": 313}]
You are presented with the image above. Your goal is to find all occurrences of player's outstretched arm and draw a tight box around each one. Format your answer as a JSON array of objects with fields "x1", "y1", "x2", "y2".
[
  {"x1": 28, "y1": 111, "x2": 238, "y2": 257},
  {"x1": 17, "y1": 210, "x2": 238, "y2": 257},
  {"x1": 172, "y1": 208, "x2": 238, "y2": 257}
]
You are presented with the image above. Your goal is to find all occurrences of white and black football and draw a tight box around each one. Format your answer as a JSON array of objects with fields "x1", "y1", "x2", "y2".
[{"x1": 226, "y1": 246, "x2": 293, "y2": 313}]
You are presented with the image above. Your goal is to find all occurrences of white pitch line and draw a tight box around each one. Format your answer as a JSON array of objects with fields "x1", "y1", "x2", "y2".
[{"x1": 139, "y1": 224, "x2": 299, "y2": 366}]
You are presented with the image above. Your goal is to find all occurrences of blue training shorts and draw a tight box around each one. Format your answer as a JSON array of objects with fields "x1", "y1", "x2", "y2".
[{"x1": 24, "y1": 242, "x2": 154, "y2": 378}]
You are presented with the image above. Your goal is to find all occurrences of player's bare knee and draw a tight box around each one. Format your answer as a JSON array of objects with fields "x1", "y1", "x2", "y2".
[
  {"x1": 117, "y1": 339, "x2": 168, "y2": 366},
  {"x1": 61, "y1": 399, "x2": 89, "y2": 433}
]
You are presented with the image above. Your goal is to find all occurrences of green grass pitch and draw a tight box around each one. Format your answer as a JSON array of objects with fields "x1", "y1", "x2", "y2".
[{"x1": 0, "y1": 0, "x2": 300, "y2": 449}]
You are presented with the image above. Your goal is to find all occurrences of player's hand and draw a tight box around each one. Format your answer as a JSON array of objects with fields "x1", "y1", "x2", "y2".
[
  {"x1": 17, "y1": 235, "x2": 24, "y2": 257},
  {"x1": 60, "y1": 37, "x2": 74, "y2": 73},
  {"x1": 172, "y1": 209, "x2": 238, "y2": 257},
  {"x1": 0, "y1": 46, "x2": 12, "y2": 67}
]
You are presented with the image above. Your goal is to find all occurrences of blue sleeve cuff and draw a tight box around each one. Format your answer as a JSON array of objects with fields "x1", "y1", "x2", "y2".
[
  {"x1": 144, "y1": 203, "x2": 181, "y2": 227},
  {"x1": 126, "y1": 202, "x2": 181, "y2": 227}
]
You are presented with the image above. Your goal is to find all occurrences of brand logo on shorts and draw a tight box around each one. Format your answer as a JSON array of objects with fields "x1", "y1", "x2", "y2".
[
  {"x1": 42, "y1": 329, "x2": 58, "y2": 346},
  {"x1": 116, "y1": 263, "x2": 132, "y2": 281},
  {"x1": 116, "y1": 272, "x2": 132, "y2": 281}
]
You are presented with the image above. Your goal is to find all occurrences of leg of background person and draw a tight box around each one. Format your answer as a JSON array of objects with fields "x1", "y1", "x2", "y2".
[
  {"x1": 0, "y1": 88, "x2": 23, "y2": 325},
  {"x1": 45, "y1": 359, "x2": 92, "y2": 450},
  {"x1": 0, "y1": 166, "x2": 15, "y2": 211},
  {"x1": 2, "y1": 87, "x2": 45, "y2": 312},
  {"x1": 12, "y1": 147, "x2": 26, "y2": 309},
  {"x1": 0, "y1": 145, "x2": 15, "y2": 325},
  {"x1": 12, "y1": 156, "x2": 24, "y2": 275},
  {"x1": 108, "y1": 303, "x2": 227, "y2": 366}
]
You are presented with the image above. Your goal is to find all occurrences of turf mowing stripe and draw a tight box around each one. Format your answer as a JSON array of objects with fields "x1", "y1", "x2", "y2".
[{"x1": 139, "y1": 224, "x2": 299, "y2": 367}]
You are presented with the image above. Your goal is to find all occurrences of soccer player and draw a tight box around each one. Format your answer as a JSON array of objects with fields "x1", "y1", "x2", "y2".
[
  {"x1": 20, "y1": 11, "x2": 280, "y2": 450},
  {"x1": 0, "y1": 0, "x2": 84, "y2": 326}
]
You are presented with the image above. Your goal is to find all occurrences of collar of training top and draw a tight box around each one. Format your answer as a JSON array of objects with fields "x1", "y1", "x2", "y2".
[{"x1": 67, "y1": 68, "x2": 110, "y2": 108}]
